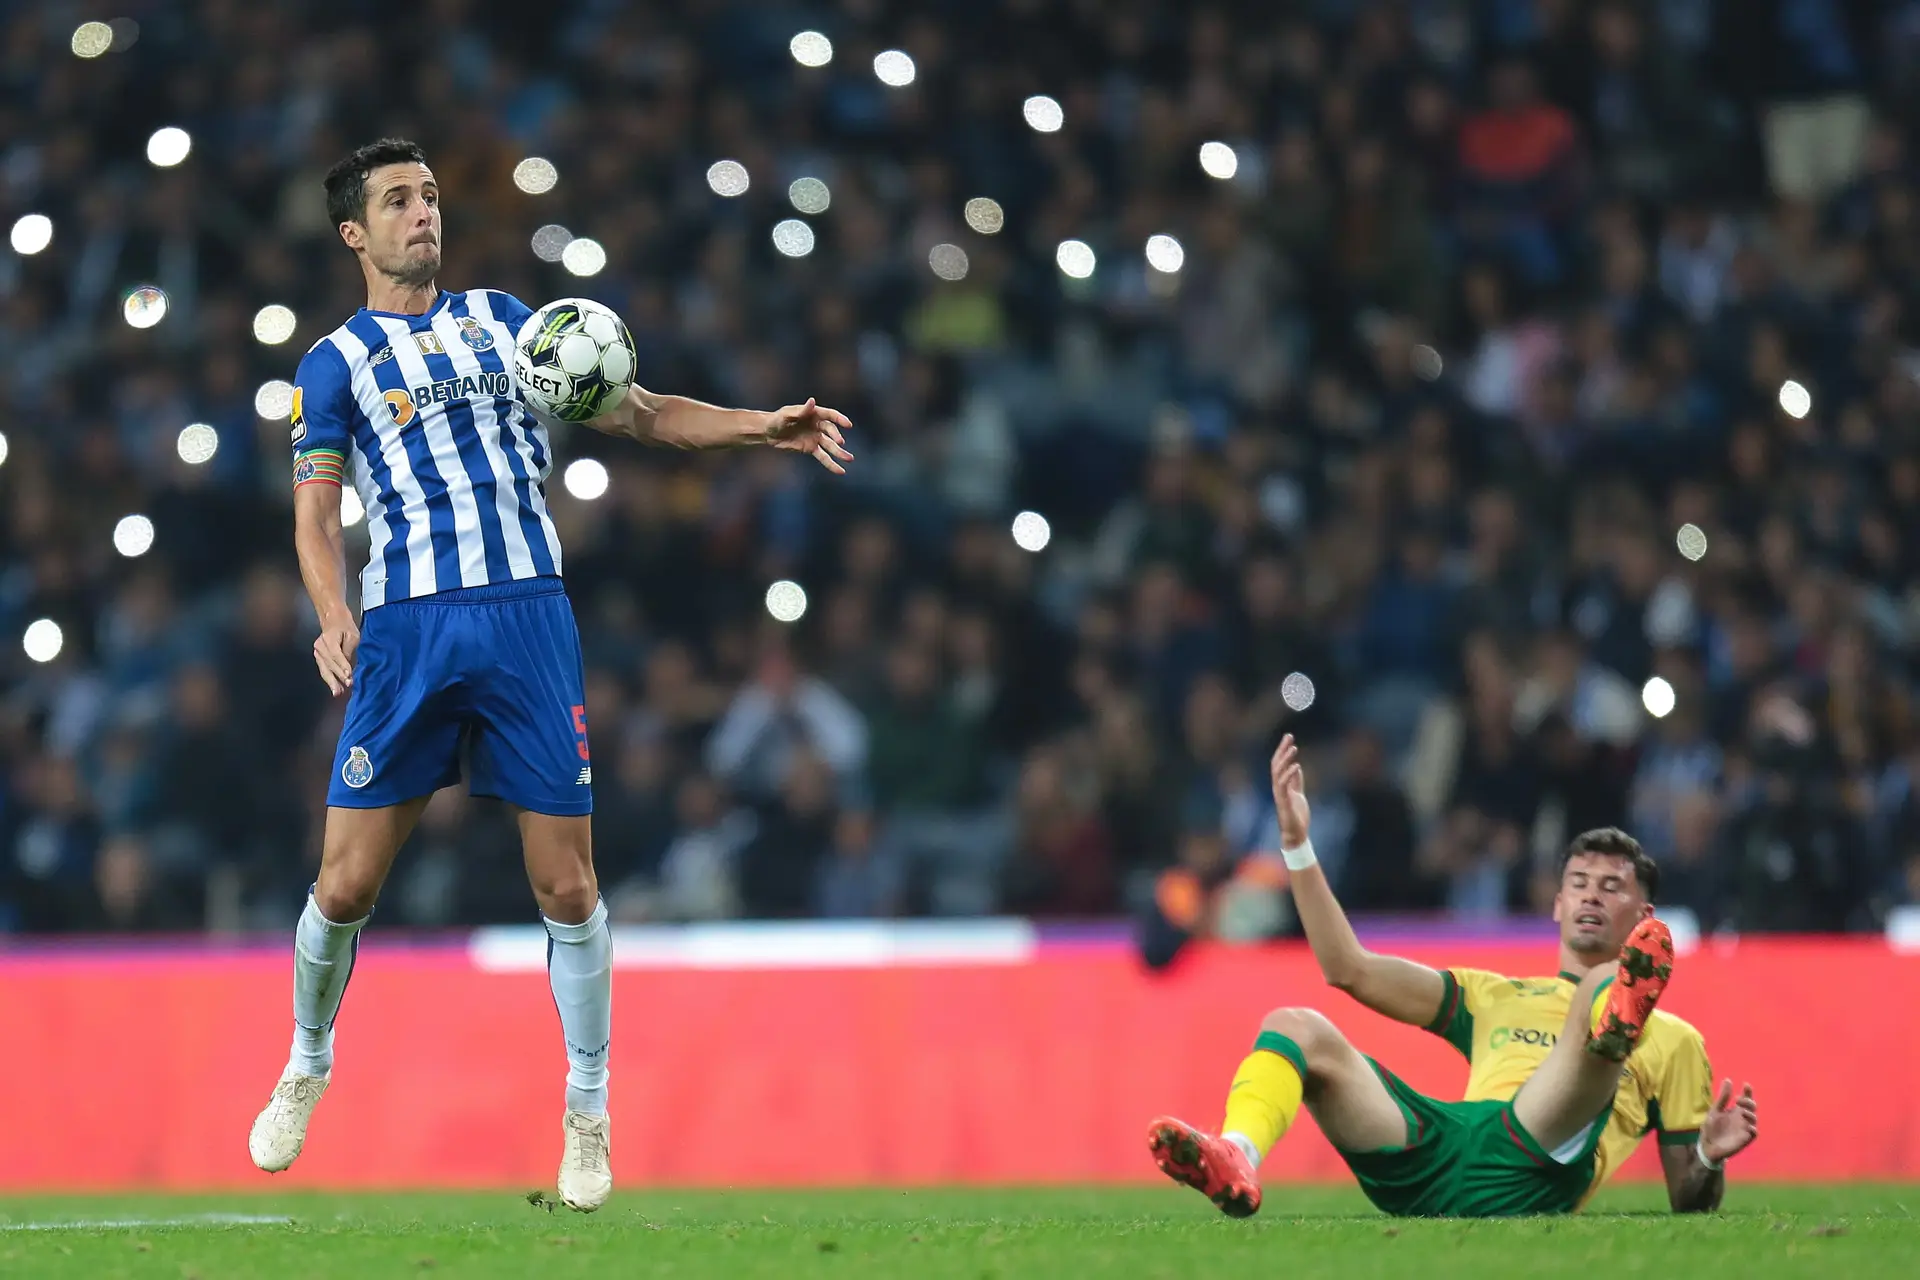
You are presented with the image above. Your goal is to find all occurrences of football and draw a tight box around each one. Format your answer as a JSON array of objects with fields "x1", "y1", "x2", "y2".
[{"x1": 511, "y1": 297, "x2": 637, "y2": 422}]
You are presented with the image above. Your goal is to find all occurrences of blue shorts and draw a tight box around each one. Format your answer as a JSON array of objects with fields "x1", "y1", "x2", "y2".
[{"x1": 327, "y1": 577, "x2": 593, "y2": 816}]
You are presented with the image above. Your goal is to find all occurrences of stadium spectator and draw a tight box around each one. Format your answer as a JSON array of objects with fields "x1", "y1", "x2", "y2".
[{"x1": 2, "y1": 0, "x2": 1918, "y2": 941}]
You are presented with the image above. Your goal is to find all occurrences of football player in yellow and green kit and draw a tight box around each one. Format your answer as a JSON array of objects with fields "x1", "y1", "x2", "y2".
[{"x1": 1148, "y1": 735, "x2": 1760, "y2": 1218}]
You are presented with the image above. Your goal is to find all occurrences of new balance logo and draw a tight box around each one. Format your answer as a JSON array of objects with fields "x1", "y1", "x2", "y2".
[{"x1": 576, "y1": 768, "x2": 593, "y2": 785}]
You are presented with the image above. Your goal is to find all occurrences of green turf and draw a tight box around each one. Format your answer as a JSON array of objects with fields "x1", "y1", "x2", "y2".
[{"x1": 1, "y1": 1186, "x2": 1914, "y2": 1279}]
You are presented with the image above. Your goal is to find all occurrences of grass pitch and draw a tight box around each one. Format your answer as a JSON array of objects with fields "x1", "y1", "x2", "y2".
[{"x1": 1, "y1": 1185, "x2": 1914, "y2": 1279}]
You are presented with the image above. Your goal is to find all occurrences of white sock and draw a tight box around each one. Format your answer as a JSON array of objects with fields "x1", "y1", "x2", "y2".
[
  {"x1": 1223, "y1": 1131, "x2": 1263, "y2": 1169},
  {"x1": 544, "y1": 899, "x2": 612, "y2": 1116},
  {"x1": 289, "y1": 894, "x2": 367, "y2": 1077}
]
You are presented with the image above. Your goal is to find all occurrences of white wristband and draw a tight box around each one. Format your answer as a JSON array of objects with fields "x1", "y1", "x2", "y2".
[
  {"x1": 1281, "y1": 839, "x2": 1318, "y2": 871},
  {"x1": 1694, "y1": 1137, "x2": 1724, "y2": 1172}
]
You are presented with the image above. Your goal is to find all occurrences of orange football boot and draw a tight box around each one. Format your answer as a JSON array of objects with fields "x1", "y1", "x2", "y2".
[
  {"x1": 1146, "y1": 1116, "x2": 1262, "y2": 1218},
  {"x1": 1587, "y1": 916, "x2": 1675, "y2": 1062}
]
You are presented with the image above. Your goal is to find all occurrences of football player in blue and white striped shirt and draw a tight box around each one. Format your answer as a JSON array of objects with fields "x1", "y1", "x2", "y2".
[{"x1": 249, "y1": 139, "x2": 853, "y2": 1210}]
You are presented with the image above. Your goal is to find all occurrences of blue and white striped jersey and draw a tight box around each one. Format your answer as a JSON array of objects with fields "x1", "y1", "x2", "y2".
[{"x1": 290, "y1": 288, "x2": 564, "y2": 609}]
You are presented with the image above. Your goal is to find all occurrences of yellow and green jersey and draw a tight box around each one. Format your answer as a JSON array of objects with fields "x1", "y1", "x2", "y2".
[{"x1": 1426, "y1": 967, "x2": 1714, "y2": 1204}]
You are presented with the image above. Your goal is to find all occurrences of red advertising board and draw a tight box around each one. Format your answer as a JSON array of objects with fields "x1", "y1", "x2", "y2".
[{"x1": 0, "y1": 936, "x2": 1912, "y2": 1191}]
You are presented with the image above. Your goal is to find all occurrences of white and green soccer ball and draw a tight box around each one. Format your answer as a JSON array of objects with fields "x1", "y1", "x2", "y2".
[{"x1": 512, "y1": 297, "x2": 637, "y2": 422}]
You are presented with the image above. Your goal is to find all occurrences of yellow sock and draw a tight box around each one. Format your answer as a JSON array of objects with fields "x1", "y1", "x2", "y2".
[
  {"x1": 1220, "y1": 1031, "x2": 1306, "y2": 1162},
  {"x1": 1588, "y1": 975, "x2": 1616, "y2": 1035}
]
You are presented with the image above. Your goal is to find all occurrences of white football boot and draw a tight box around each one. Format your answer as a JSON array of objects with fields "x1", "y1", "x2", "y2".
[
  {"x1": 248, "y1": 1069, "x2": 329, "y2": 1172},
  {"x1": 557, "y1": 1110, "x2": 613, "y2": 1212}
]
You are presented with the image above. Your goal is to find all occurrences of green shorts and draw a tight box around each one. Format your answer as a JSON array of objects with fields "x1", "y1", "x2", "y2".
[{"x1": 1337, "y1": 1059, "x2": 1602, "y2": 1218}]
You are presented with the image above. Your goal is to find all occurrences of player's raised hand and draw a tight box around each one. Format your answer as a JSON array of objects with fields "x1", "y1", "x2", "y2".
[
  {"x1": 1269, "y1": 733, "x2": 1311, "y2": 850},
  {"x1": 766, "y1": 398, "x2": 855, "y2": 474},
  {"x1": 1701, "y1": 1080, "x2": 1759, "y2": 1163},
  {"x1": 313, "y1": 617, "x2": 360, "y2": 697}
]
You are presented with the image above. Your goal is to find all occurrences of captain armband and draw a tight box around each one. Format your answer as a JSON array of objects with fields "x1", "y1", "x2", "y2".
[{"x1": 293, "y1": 448, "x2": 346, "y2": 490}]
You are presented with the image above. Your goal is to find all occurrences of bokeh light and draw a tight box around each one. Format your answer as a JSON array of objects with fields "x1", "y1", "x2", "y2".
[
  {"x1": 71, "y1": 22, "x2": 112, "y2": 58},
  {"x1": 929, "y1": 244, "x2": 969, "y2": 281},
  {"x1": 789, "y1": 31, "x2": 833, "y2": 67},
  {"x1": 1778, "y1": 379, "x2": 1812, "y2": 419},
  {"x1": 1010, "y1": 511, "x2": 1051, "y2": 552},
  {"x1": 1198, "y1": 141, "x2": 1239, "y2": 180},
  {"x1": 788, "y1": 177, "x2": 831, "y2": 215},
  {"x1": 146, "y1": 126, "x2": 191, "y2": 168},
  {"x1": 1055, "y1": 239, "x2": 1096, "y2": 279},
  {"x1": 771, "y1": 219, "x2": 816, "y2": 258},
  {"x1": 1145, "y1": 234, "x2": 1185, "y2": 273},
  {"x1": 964, "y1": 198, "x2": 1004, "y2": 234},
  {"x1": 1023, "y1": 95, "x2": 1064, "y2": 133},
  {"x1": 706, "y1": 159, "x2": 750, "y2": 197},
  {"x1": 252, "y1": 304, "x2": 297, "y2": 345},
  {"x1": 563, "y1": 458, "x2": 609, "y2": 500},
  {"x1": 0, "y1": 431, "x2": 9, "y2": 469},
  {"x1": 254, "y1": 380, "x2": 295, "y2": 420},
  {"x1": 1282, "y1": 672, "x2": 1317, "y2": 712},
  {"x1": 512, "y1": 157, "x2": 558, "y2": 194},
  {"x1": 531, "y1": 224, "x2": 573, "y2": 263},
  {"x1": 1642, "y1": 676, "x2": 1677, "y2": 719},
  {"x1": 176, "y1": 424, "x2": 219, "y2": 465},
  {"x1": 340, "y1": 488, "x2": 366, "y2": 528},
  {"x1": 873, "y1": 50, "x2": 916, "y2": 87},
  {"x1": 765, "y1": 580, "x2": 809, "y2": 623},
  {"x1": 1676, "y1": 523, "x2": 1709, "y2": 562},
  {"x1": 113, "y1": 515, "x2": 155, "y2": 558},
  {"x1": 10, "y1": 214, "x2": 52, "y2": 255},
  {"x1": 1412, "y1": 345, "x2": 1444, "y2": 380},
  {"x1": 561, "y1": 237, "x2": 606, "y2": 277},
  {"x1": 122, "y1": 286, "x2": 168, "y2": 328},
  {"x1": 22, "y1": 619, "x2": 63, "y2": 664}
]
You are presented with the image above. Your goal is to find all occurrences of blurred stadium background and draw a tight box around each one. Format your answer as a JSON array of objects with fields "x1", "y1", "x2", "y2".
[{"x1": 4, "y1": 0, "x2": 1920, "y2": 1192}]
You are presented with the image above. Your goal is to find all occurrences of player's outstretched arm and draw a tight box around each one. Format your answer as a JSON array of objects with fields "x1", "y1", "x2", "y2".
[
  {"x1": 292, "y1": 479, "x2": 359, "y2": 696},
  {"x1": 1270, "y1": 735, "x2": 1447, "y2": 1027},
  {"x1": 1661, "y1": 1080, "x2": 1758, "y2": 1213},
  {"x1": 586, "y1": 385, "x2": 854, "y2": 473}
]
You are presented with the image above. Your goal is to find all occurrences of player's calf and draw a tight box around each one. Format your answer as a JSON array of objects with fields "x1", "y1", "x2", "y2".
[
  {"x1": 1218, "y1": 1009, "x2": 1322, "y2": 1165},
  {"x1": 1148, "y1": 1005, "x2": 1390, "y2": 1218}
]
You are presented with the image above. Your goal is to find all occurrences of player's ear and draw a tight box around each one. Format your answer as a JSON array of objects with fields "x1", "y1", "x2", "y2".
[{"x1": 339, "y1": 221, "x2": 364, "y2": 251}]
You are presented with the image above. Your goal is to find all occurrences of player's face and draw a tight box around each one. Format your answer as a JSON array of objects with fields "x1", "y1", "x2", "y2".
[
  {"x1": 354, "y1": 163, "x2": 441, "y2": 286},
  {"x1": 1551, "y1": 852, "x2": 1652, "y2": 956}
]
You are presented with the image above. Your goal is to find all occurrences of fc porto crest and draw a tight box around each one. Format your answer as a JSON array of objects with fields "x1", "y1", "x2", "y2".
[
  {"x1": 341, "y1": 746, "x2": 375, "y2": 790},
  {"x1": 457, "y1": 317, "x2": 495, "y2": 351},
  {"x1": 293, "y1": 455, "x2": 317, "y2": 484}
]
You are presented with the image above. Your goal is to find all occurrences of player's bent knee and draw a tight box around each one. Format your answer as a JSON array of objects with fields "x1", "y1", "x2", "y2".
[
  {"x1": 530, "y1": 869, "x2": 599, "y2": 924},
  {"x1": 314, "y1": 838, "x2": 398, "y2": 920},
  {"x1": 1257, "y1": 1007, "x2": 1348, "y2": 1061},
  {"x1": 312, "y1": 869, "x2": 380, "y2": 923}
]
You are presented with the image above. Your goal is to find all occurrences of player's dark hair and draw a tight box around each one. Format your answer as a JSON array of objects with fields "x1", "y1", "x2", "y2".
[
  {"x1": 1560, "y1": 827, "x2": 1660, "y2": 902},
  {"x1": 324, "y1": 138, "x2": 429, "y2": 229}
]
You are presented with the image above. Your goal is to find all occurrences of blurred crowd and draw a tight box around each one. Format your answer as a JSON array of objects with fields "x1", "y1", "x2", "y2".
[{"x1": 4, "y1": 0, "x2": 1920, "y2": 936}]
